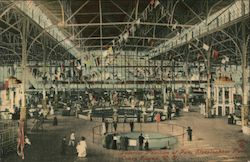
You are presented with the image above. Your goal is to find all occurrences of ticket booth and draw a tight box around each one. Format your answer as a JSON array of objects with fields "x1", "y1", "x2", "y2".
[{"x1": 213, "y1": 77, "x2": 235, "y2": 116}]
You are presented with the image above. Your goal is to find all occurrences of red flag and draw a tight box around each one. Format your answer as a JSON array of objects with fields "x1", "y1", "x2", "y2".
[{"x1": 213, "y1": 50, "x2": 219, "y2": 60}]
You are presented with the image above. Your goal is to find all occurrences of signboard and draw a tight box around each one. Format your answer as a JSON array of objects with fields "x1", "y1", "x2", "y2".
[{"x1": 128, "y1": 139, "x2": 137, "y2": 146}]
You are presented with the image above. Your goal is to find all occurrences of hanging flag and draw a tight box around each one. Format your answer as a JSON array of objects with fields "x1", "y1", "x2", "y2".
[
  {"x1": 213, "y1": 50, "x2": 219, "y2": 60},
  {"x1": 224, "y1": 55, "x2": 229, "y2": 62},
  {"x1": 197, "y1": 53, "x2": 202, "y2": 60},
  {"x1": 195, "y1": 38, "x2": 199, "y2": 47},
  {"x1": 221, "y1": 59, "x2": 226, "y2": 64},
  {"x1": 108, "y1": 46, "x2": 113, "y2": 54},
  {"x1": 129, "y1": 25, "x2": 136, "y2": 36},
  {"x1": 135, "y1": 18, "x2": 140, "y2": 27},
  {"x1": 102, "y1": 50, "x2": 109, "y2": 57},
  {"x1": 154, "y1": 0, "x2": 160, "y2": 8},
  {"x1": 77, "y1": 59, "x2": 81, "y2": 71},
  {"x1": 202, "y1": 43, "x2": 209, "y2": 51},
  {"x1": 222, "y1": 55, "x2": 229, "y2": 64},
  {"x1": 61, "y1": 63, "x2": 65, "y2": 73},
  {"x1": 123, "y1": 31, "x2": 129, "y2": 42},
  {"x1": 172, "y1": 22, "x2": 177, "y2": 30}
]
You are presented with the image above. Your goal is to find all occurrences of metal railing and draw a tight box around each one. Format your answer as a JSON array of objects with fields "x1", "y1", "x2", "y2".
[
  {"x1": 0, "y1": 120, "x2": 18, "y2": 156},
  {"x1": 92, "y1": 122, "x2": 188, "y2": 148},
  {"x1": 149, "y1": 0, "x2": 249, "y2": 59}
]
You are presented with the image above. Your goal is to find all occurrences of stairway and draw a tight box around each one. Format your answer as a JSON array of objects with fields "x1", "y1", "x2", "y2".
[{"x1": 16, "y1": 67, "x2": 42, "y2": 90}]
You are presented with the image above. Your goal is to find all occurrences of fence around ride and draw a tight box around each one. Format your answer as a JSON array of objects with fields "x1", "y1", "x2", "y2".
[
  {"x1": 0, "y1": 120, "x2": 18, "y2": 157},
  {"x1": 92, "y1": 121, "x2": 188, "y2": 149}
]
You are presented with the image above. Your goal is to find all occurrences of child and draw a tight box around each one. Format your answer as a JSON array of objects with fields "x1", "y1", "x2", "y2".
[
  {"x1": 68, "y1": 131, "x2": 76, "y2": 146},
  {"x1": 25, "y1": 135, "x2": 31, "y2": 146}
]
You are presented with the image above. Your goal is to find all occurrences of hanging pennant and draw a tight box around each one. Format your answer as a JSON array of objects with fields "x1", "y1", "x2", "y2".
[
  {"x1": 123, "y1": 31, "x2": 129, "y2": 42},
  {"x1": 135, "y1": 18, "x2": 140, "y2": 27},
  {"x1": 76, "y1": 62, "x2": 81, "y2": 70},
  {"x1": 154, "y1": 0, "x2": 160, "y2": 8},
  {"x1": 60, "y1": 63, "x2": 65, "y2": 73},
  {"x1": 108, "y1": 46, "x2": 113, "y2": 54},
  {"x1": 129, "y1": 25, "x2": 136, "y2": 36},
  {"x1": 202, "y1": 43, "x2": 209, "y2": 51},
  {"x1": 213, "y1": 50, "x2": 219, "y2": 60}
]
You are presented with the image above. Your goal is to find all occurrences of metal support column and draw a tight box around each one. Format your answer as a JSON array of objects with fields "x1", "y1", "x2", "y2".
[
  {"x1": 161, "y1": 55, "x2": 165, "y2": 105},
  {"x1": 241, "y1": 21, "x2": 249, "y2": 129},
  {"x1": 185, "y1": 49, "x2": 190, "y2": 110},
  {"x1": 205, "y1": 50, "x2": 211, "y2": 118},
  {"x1": 99, "y1": 0, "x2": 103, "y2": 89},
  {"x1": 42, "y1": 36, "x2": 47, "y2": 116},
  {"x1": 20, "y1": 19, "x2": 28, "y2": 121}
]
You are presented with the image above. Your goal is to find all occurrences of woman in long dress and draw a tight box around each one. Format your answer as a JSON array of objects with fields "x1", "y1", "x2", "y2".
[{"x1": 76, "y1": 137, "x2": 87, "y2": 158}]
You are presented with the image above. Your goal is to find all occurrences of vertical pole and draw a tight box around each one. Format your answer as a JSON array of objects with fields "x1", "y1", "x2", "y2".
[
  {"x1": 206, "y1": 50, "x2": 211, "y2": 118},
  {"x1": 99, "y1": 125, "x2": 101, "y2": 135},
  {"x1": 55, "y1": 83, "x2": 58, "y2": 110},
  {"x1": 92, "y1": 128, "x2": 94, "y2": 143},
  {"x1": 19, "y1": 18, "x2": 29, "y2": 160},
  {"x1": 161, "y1": 55, "x2": 165, "y2": 106},
  {"x1": 42, "y1": 35, "x2": 47, "y2": 116},
  {"x1": 185, "y1": 47, "x2": 190, "y2": 110},
  {"x1": 135, "y1": 0, "x2": 139, "y2": 20},
  {"x1": 99, "y1": 0, "x2": 103, "y2": 90},
  {"x1": 20, "y1": 18, "x2": 28, "y2": 122},
  {"x1": 182, "y1": 127, "x2": 185, "y2": 146},
  {"x1": 241, "y1": 21, "x2": 249, "y2": 129}
]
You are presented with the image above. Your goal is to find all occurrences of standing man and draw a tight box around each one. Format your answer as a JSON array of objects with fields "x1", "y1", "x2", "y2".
[
  {"x1": 124, "y1": 113, "x2": 127, "y2": 123},
  {"x1": 187, "y1": 126, "x2": 192, "y2": 141},
  {"x1": 129, "y1": 121, "x2": 134, "y2": 132},
  {"x1": 53, "y1": 116, "x2": 58, "y2": 126},
  {"x1": 61, "y1": 136, "x2": 67, "y2": 155},
  {"x1": 144, "y1": 140, "x2": 149, "y2": 150},
  {"x1": 105, "y1": 120, "x2": 109, "y2": 134},
  {"x1": 124, "y1": 136, "x2": 129, "y2": 150},
  {"x1": 137, "y1": 111, "x2": 141, "y2": 123},
  {"x1": 138, "y1": 133, "x2": 145, "y2": 150},
  {"x1": 113, "y1": 121, "x2": 118, "y2": 132},
  {"x1": 168, "y1": 104, "x2": 172, "y2": 120}
]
